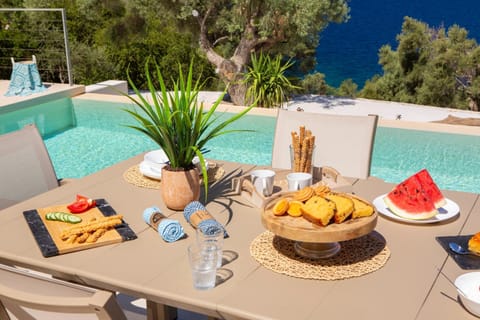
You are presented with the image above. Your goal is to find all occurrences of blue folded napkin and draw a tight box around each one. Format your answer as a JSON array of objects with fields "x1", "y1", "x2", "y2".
[
  {"x1": 143, "y1": 206, "x2": 185, "y2": 243},
  {"x1": 183, "y1": 201, "x2": 228, "y2": 238}
]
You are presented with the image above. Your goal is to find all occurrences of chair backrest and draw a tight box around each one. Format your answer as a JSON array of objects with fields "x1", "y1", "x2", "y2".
[
  {"x1": 0, "y1": 264, "x2": 127, "y2": 320},
  {"x1": 0, "y1": 124, "x2": 59, "y2": 210},
  {"x1": 272, "y1": 109, "x2": 379, "y2": 179}
]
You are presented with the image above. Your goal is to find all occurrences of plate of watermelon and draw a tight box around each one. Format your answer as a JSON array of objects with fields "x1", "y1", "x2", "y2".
[{"x1": 373, "y1": 169, "x2": 460, "y2": 224}]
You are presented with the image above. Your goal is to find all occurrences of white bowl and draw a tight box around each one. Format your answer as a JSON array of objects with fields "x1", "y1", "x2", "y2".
[
  {"x1": 139, "y1": 161, "x2": 162, "y2": 180},
  {"x1": 455, "y1": 272, "x2": 480, "y2": 317},
  {"x1": 144, "y1": 149, "x2": 169, "y2": 170}
]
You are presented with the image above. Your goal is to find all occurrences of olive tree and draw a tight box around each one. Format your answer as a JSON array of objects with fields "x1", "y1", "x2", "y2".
[
  {"x1": 360, "y1": 17, "x2": 480, "y2": 110},
  {"x1": 173, "y1": 0, "x2": 350, "y2": 105}
]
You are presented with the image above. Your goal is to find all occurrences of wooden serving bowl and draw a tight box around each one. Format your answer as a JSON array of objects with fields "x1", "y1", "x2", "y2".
[{"x1": 261, "y1": 193, "x2": 378, "y2": 259}]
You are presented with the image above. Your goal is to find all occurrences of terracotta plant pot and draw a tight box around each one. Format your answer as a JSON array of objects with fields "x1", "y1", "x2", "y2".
[{"x1": 161, "y1": 166, "x2": 200, "y2": 211}]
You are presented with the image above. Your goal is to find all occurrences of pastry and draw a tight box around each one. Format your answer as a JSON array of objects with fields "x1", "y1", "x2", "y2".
[
  {"x1": 468, "y1": 232, "x2": 480, "y2": 255},
  {"x1": 313, "y1": 184, "x2": 330, "y2": 196},
  {"x1": 293, "y1": 186, "x2": 315, "y2": 202},
  {"x1": 325, "y1": 193, "x2": 354, "y2": 224},
  {"x1": 350, "y1": 196, "x2": 375, "y2": 219},
  {"x1": 287, "y1": 200, "x2": 304, "y2": 217},
  {"x1": 272, "y1": 198, "x2": 289, "y2": 216},
  {"x1": 301, "y1": 196, "x2": 336, "y2": 226}
]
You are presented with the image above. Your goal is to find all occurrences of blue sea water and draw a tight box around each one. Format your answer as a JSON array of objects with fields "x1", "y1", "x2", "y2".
[{"x1": 316, "y1": 0, "x2": 480, "y2": 87}]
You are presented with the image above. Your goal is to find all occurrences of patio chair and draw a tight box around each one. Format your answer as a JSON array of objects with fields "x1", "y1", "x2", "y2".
[
  {"x1": 272, "y1": 109, "x2": 378, "y2": 179},
  {"x1": 0, "y1": 124, "x2": 59, "y2": 210},
  {"x1": 0, "y1": 263, "x2": 127, "y2": 320}
]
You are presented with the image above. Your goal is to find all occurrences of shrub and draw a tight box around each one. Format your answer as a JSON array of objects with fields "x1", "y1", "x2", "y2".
[{"x1": 244, "y1": 53, "x2": 299, "y2": 108}]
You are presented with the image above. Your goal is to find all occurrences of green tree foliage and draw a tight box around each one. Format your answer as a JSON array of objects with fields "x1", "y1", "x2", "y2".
[
  {"x1": 301, "y1": 72, "x2": 329, "y2": 95},
  {"x1": 244, "y1": 53, "x2": 299, "y2": 108},
  {"x1": 360, "y1": 17, "x2": 480, "y2": 111},
  {"x1": 169, "y1": 0, "x2": 350, "y2": 105},
  {"x1": 337, "y1": 78, "x2": 358, "y2": 98},
  {"x1": 1, "y1": 0, "x2": 216, "y2": 87}
]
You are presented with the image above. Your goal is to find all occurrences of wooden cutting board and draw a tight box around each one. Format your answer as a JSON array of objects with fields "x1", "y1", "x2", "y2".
[{"x1": 23, "y1": 199, "x2": 137, "y2": 257}]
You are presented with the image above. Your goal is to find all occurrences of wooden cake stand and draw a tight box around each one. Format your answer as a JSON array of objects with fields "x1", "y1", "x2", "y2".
[{"x1": 261, "y1": 194, "x2": 378, "y2": 259}]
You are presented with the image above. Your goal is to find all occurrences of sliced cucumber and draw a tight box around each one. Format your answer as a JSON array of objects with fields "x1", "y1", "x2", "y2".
[{"x1": 45, "y1": 212, "x2": 82, "y2": 224}]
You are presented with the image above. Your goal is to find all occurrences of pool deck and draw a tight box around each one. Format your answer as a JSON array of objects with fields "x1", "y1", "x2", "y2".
[
  {"x1": 0, "y1": 80, "x2": 84, "y2": 112},
  {"x1": 3, "y1": 79, "x2": 480, "y2": 136},
  {"x1": 75, "y1": 92, "x2": 480, "y2": 136}
]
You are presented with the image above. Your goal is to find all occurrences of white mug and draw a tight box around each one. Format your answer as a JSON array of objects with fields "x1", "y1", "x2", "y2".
[
  {"x1": 250, "y1": 169, "x2": 276, "y2": 197},
  {"x1": 287, "y1": 172, "x2": 312, "y2": 191}
]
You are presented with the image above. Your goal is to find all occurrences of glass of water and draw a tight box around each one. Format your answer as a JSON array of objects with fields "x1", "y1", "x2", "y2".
[
  {"x1": 196, "y1": 227, "x2": 224, "y2": 268},
  {"x1": 187, "y1": 244, "x2": 218, "y2": 290}
]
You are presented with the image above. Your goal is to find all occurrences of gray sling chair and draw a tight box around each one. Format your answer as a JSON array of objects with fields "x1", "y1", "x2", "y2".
[
  {"x1": 0, "y1": 263, "x2": 128, "y2": 320},
  {"x1": 272, "y1": 109, "x2": 379, "y2": 180},
  {"x1": 0, "y1": 124, "x2": 59, "y2": 210}
]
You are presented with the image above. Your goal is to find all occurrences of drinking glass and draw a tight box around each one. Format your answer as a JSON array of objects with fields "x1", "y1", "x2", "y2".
[{"x1": 187, "y1": 244, "x2": 218, "y2": 290}]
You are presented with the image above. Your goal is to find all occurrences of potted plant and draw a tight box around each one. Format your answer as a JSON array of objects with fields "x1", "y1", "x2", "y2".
[{"x1": 123, "y1": 59, "x2": 254, "y2": 210}]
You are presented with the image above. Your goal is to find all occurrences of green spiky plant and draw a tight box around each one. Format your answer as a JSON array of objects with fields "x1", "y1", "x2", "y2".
[
  {"x1": 244, "y1": 53, "x2": 300, "y2": 108},
  {"x1": 123, "y1": 58, "x2": 254, "y2": 198}
]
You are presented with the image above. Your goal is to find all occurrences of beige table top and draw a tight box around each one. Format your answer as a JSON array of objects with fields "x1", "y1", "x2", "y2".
[{"x1": 0, "y1": 154, "x2": 478, "y2": 320}]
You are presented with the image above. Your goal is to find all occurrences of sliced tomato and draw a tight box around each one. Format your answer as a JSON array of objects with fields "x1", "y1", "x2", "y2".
[{"x1": 67, "y1": 194, "x2": 96, "y2": 213}]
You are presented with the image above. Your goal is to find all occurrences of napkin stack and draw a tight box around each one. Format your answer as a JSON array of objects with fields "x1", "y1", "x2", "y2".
[
  {"x1": 183, "y1": 201, "x2": 228, "y2": 238},
  {"x1": 143, "y1": 206, "x2": 185, "y2": 242}
]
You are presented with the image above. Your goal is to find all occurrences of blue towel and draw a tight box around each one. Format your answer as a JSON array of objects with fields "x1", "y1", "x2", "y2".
[
  {"x1": 143, "y1": 206, "x2": 185, "y2": 243},
  {"x1": 5, "y1": 62, "x2": 46, "y2": 97},
  {"x1": 183, "y1": 201, "x2": 228, "y2": 238}
]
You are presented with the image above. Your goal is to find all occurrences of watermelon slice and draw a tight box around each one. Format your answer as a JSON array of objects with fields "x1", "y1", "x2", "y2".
[
  {"x1": 414, "y1": 169, "x2": 446, "y2": 208},
  {"x1": 384, "y1": 169, "x2": 441, "y2": 220}
]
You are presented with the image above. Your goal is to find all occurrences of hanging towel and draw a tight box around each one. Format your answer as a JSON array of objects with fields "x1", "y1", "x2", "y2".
[
  {"x1": 143, "y1": 206, "x2": 185, "y2": 242},
  {"x1": 183, "y1": 201, "x2": 228, "y2": 238},
  {"x1": 5, "y1": 61, "x2": 46, "y2": 96}
]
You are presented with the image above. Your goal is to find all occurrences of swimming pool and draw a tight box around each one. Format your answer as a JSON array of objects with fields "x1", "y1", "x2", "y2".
[{"x1": 2, "y1": 97, "x2": 479, "y2": 194}]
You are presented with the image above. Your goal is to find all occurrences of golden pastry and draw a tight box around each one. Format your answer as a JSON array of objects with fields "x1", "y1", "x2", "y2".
[
  {"x1": 324, "y1": 193, "x2": 354, "y2": 224},
  {"x1": 468, "y1": 232, "x2": 480, "y2": 255},
  {"x1": 313, "y1": 184, "x2": 330, "y2": 196},
  {"x1": 293, "y1": 186, "x2": 315, "y2": 202},
  {"x1": 287, "y1": 200, "x2": 304, "y2": 217},
  {"x1": 350, "y1": 196, "x2": 375, "y2": 219},
  {"x1": 272, "y1": 198, "x2": 289, "y2": 216},
  {"x1": 301, "y1": 196, "x2": 336, "y2": 226}
]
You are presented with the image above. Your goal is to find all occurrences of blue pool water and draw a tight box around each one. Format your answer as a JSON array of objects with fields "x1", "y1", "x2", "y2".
[{"x1": 2, "y1": 98, "x2": 479, "y2": 194}]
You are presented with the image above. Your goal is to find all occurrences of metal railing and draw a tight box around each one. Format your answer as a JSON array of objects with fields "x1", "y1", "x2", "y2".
[{"x1": 0, "y1": 8, "x2": 72, "y2": 85}]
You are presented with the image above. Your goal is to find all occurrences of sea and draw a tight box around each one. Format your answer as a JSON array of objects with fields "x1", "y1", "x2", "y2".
[{"x1": 315, "y1": 0, "x2": 480, "y2": 88}]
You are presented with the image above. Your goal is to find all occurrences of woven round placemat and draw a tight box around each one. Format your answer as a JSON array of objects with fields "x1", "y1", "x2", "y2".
[
  {"x1": 123, "y1": 163, "x2": 225, "y2": 189},
  {"x1": 250, "y1": 231, "x2": 390, "y2": 280}
]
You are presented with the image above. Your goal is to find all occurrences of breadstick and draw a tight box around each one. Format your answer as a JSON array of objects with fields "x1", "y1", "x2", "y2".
[
  {"x1": 299, "y1": 126, "x2": 305, "y2": 148},
  {"x1": 291, "y1": 131, "x2": 301, "y2": 171},
  {"x1": 305, "y1": 136, "x2": 314, "y2": 173},
  {"x1": 76, "y1": 232, "x2": 90, "y2": 244},
  {"x1": 61, "y1": 215, "x2": 123, "y2": 240},
  {"x1": 66, "y1": 234, "x2": 78, "y2": 244},
  {"x1": 300, "y1": 137, "x2": 308, "y2": 172},
  {"x1": 86, "y1": 228, "x2": 107, "y2": 243}
]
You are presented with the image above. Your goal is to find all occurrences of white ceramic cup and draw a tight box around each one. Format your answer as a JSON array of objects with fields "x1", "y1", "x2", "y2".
[
  {"x1": 250, "y1": 169, "x2": 276, "y2": 197},
  {"x1": 287, "y1": 172, "x2": 313, "y2": 191}
]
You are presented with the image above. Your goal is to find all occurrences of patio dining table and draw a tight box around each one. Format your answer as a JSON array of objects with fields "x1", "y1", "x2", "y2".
[{"x1": 0, "y1": 153, "x2": 478, "y2": 320}]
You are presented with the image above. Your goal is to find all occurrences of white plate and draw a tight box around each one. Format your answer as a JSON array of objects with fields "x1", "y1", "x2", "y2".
[
  {"x1": 139, "y1": 161, "x2": 162, "y2": 180},
  {"x1": 139, "y1": 158, "x2": 209, "y2": 181},
  {"x1": 373, "y1": 194, "x2": 460, "y2": 224}
]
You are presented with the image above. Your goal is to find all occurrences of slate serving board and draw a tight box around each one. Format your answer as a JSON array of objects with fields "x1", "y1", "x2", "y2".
[
  {"x1": 23, "y1": 199, "x2": 137, "y2": 257},
  {"x1": 436, "y1": 235, "x2": 480, "y2": 270}
]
